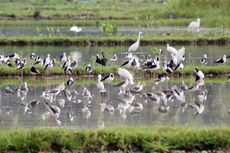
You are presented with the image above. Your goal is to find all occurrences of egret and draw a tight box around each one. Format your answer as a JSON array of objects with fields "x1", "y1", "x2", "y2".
[
  {"x1": 118, "y1": 68, "x2": 134, "y2": 85},
  {"x1": 188, "y1": 18, "x2": 200, "y2": 32},
  {"x1": 128, "y1": 31, "x2": 142, "y2": 52},
  {"x1": 166, "y1": 43, "x2": 177, "y2": 55},
  {"x1": 70, "y1": 26, "x2": 82, "y2": 33}
]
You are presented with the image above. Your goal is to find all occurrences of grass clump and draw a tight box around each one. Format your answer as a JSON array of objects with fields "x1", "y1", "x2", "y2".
[
  {"x1": 0, "y1": 64, "x2": 229, "y2": 77},
  {"x1": 0, "y1": 127, "x2": 230, "y2": 152},
  {"x1": 1, "y1": 36, "x2": 230, "y2": 46}
]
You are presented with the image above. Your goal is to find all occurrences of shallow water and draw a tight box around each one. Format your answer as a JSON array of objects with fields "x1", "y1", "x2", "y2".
[
  {"x1": 0, "y1": 45, "x2": 229, "y2": 66},
  {"x1": 0, "y1": 76, "x2": 229, "y2": 129},
  {"x1": 0, "y1": 26, "x2": 229, "y2": 37}
]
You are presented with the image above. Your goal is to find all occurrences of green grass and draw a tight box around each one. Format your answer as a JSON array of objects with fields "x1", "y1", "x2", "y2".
[
  {"x1": 1, "y1": 36, "x2": 230, "y2": 46},
  {"x1": 1, "y1": 64, "x2": 230, "y2": 77},
  {"x1": 0, "y1": 126, "x2": 230, "y2": 152},
  {"x1": 0, "y1": 0, "x2": 230, "y2": 28}
]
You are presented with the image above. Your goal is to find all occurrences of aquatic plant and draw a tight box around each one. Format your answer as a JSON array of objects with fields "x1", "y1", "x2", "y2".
[{"x1": 96, "y1": 21, "x2": 117, "y2": 36}]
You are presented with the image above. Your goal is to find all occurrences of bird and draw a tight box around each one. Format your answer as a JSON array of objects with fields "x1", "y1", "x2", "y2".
[
  {"x1": 128, "y1": 31, "x2": 142, "y2": 52},
  {"x1": 30, "y1": 66, "x2": 40, "y2": 75},
  {"x1": 70, "y1": 60, "x2": 77, "y2": 68},
  {"x1": 118, "y1": 68, "x2": 134, "y2": 85},
  {"x1": 110, "y1": 54, "x2": 117, "y2": 62},
  {"x1": 85, "y1": 64, "x2": 92, "y2": 74},
  {"x1": 60, "y1": 52, "x2": 67, "y2": 64},
  {"x1": 66, "y1": 77, "x2": 74, "y2": 88},
  {"x1": 101, "y1": 73, "x2": 114, "y2": 83},
  {"x1": 227, "y1": 76, "x2": 230, "y2": 83},
  {"x1": 215, "y1": 55, "x2": 226, "y2": 64},
  {"x1": 70, "y1": 26, "x2": 82, "y2": 33},
  {"x1": 166, "y1": 43, "x2": 177, "y2": 55},
  {"x1": 43, "y1": 54, "x2": 51, "y2": 66},
  {"x1": 200, "y1": 54, "x2": 208, "y2": 65},
  {"x1": 188, "y1": 18, "x2": 201, "y2": 32},
  {"x1": 44, "y1": 59, "x2": 55, "y2": 71},
  {"x1": 34, "y1": 56, "x2": 43, "y2": 65},
  {"x1": 101, "y1": 52, "x2": 108, "y2": 66},
  {"x1": 97, "y1": 74, "x2": 106, "y2": 94},
  {"x1": 194, "y1": 68, "x2": 205, "y2": 82},
  {"x1": 30, "y1": 53, "x2": 36, "y2": 60},
  {"x1": 95, "y1": 52, "x2": 107, "y2": 66},
  {"x1": 17, "y1": 58, "x2": 27, "y2": 70},
  {"x1": 64, "y1": 66, "x2": 73, "y2": 75},
  {"x1": 7, "y1": 53, "x2": 20, "y2": 60},
  {"x1": 62, "y1": 56, "x2": 71, "y2": 69}
]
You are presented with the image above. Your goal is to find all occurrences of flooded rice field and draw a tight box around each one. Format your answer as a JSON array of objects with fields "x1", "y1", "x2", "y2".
[
  {"x1": 0, "y1": 45, "x2": 229, "y2": 66},
  {"x1": 0, "y1": 76, "x2": 229, "y2": 129},
  {"x1": 0, "y1": 26, "x2": 229, "y2": 37}
]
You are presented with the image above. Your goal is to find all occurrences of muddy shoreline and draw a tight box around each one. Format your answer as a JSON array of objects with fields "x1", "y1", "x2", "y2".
[{"x1": 0, "y1": 38, "x2": 229, "y2": 46}]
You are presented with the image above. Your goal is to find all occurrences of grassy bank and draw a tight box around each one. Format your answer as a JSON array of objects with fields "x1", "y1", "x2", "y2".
[
  {"x1": 1, "y1": 0, "x2": 230, "y2": 28},
  {"x1": 0, "y1": 126, "x2": 230, "y2": 152},
  {"x1": 1, "y1": 64, "x2": 230, "y2": 77},
  {"x1": 0, "y1": 36, "x2": 230, "y2": 46}
]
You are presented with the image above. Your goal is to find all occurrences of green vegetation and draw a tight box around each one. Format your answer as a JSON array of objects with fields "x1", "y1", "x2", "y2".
[
  {"x1": 0, "y1": 126, "x2": 230, "y2": 152},
  {"x1": 0, "y1": 0, "x2": 230, "y2": 28},
  {"x1": 0, "y1": 64, "x2": 230, "y2": 77},
  {"x1": 0, "y1": 36, "x2": 230, "y2": 46}
]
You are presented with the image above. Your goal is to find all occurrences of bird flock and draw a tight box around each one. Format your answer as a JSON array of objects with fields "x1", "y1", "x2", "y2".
[{"x1": 0, "y1": 30, "x2": 230, "y2": 127}]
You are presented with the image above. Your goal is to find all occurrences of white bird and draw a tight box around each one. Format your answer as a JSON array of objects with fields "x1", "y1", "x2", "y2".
[
  {"x1": 128, "y1": 31, "x2": 142, "y2": 52},
  {"x1": 175, "y1": 47, "x2": 185, "y2": 63},
  {"x1": 188, "y1": 18, "x2": 201, "y2": 32},
  {"x1": 166, "y1": 44, "x2": 177, "y2": 55},
  {"x1": 43, "y1": 54, "x2": 51, "y2": 66},
  {"x1": 70, "y1": 26, "x2": 82, "y2": 33},
  {"x1": 97, "y1": 75, "x2": 106, "y2": 93},
  {"x1": 60, "y1": 52, "x2": 67, "y2": 64},
  {"x1": 118, "y1": 68, "x2": 134, "y2": 85}
]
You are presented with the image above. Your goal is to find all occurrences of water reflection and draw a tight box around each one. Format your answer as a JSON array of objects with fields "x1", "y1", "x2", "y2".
[{"x1": 0, "y1": 77, "x2": 230, "y2": 129}]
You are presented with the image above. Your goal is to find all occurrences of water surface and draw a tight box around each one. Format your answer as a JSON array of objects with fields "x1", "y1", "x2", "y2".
[
  {"x1": 0, "y1": 77, "x2": 229, "y2": 129},
  {"x1": 0, "y1": 45, "x2": 229, "y2": 66}
]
